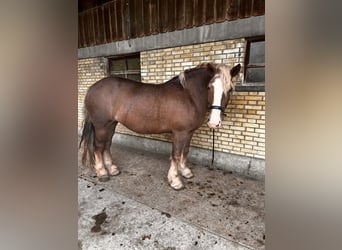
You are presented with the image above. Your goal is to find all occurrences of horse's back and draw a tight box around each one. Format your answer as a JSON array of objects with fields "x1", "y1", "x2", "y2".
[{"x1": 87, "y1": 76, "x2": 136, "y2": 95}]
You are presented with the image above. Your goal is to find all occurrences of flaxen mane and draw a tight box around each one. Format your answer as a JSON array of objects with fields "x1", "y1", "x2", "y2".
[{"x1": 178, "y1": 62, "x2": 236, "y2": 93}]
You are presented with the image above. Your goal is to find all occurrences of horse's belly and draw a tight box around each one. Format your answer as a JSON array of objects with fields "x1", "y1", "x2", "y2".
[
  {"x1": 122, "y1": 120, "x2": 169, "y2": 134},
  {"x1": 116, "y1": 110, "x2": 170, "y2": 134}
]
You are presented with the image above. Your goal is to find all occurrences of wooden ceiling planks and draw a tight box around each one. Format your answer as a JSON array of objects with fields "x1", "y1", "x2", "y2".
[{"x1": 78, "y1": 0, "x2": 265, "y2": 48}]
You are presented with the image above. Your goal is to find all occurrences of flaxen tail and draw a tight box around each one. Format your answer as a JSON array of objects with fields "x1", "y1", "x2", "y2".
[{"x1": 79, "y1": 112, "x2": 94, "y2": 166}]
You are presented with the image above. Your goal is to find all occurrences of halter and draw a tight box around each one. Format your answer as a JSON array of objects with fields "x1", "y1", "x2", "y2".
[{"x1": 208, "y1": 105, "x2": 225, "y2": 112}]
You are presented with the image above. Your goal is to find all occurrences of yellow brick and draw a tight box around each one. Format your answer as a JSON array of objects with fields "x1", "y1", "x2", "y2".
[
  {"x1": 255, "y1": 128, "x2": 265, "y2": 134},
  {"x1": 245, "y1": 95, "x2": 263, "y2": 101},
  {"x1": 234, "y1": 105, "x2": 244, "y2": 109},
  {"x1": 244, "y1": 114, "x2": 260, "y2": 119},
  {"x1": 230, "y1": 142, "x2": 242, "y2": 148},
  {"x1": 242, "y1": 140, "x2": 257, "y2": 146},
  {"x1": 253, "y1": 146, "x2": 265, "y2": 151},
  {"x1": 257, "y1": 110, "x2": 266, "y2": 115},
  {"x1": 212, "y1": 44, "x2": 226, "y2": 50},
  {"x1": 254, "y1": 137, "x2": 265, "y2": 143},
  {"x1": 232, "y1": 100, "x2": 247, "y2": 105},
  {"x1": 200, "y1": 51, "x2": 211, "y2": 56},
  {"x1": 233, "y1": 139, "x2": 241, "y2": 143},
  {"x1": 233, "y1": 95, "x2": 245, "y2": 100},
  {"x1": 246, "y1": 119, "x2": 256, "y2": 123},
  {"x1": 243, "y1": 131, "x2": 258, "y2": 137},
  {"x1": 230, "y1": 126, "x2": 245, "y2": 131},
  {"x1": 243, "y1": 123, "x2": 259, "y2": 128},
  {"x1": 245, "y1": 105, "x2": 262, "y2": 110}
]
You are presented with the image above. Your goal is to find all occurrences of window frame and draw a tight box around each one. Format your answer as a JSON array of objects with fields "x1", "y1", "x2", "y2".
[
  {"x1": 107, "y1": 53, "x2": 141, "y2": 81},
  {"x1": 235, "y1": 36, "x2": 265, "y2": 92}
]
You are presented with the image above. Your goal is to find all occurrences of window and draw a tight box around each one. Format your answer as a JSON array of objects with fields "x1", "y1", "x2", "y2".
[
  {"x1": 236, "y1": 37, "x2": 265, "y2": 91},
  {"x1": 107, "y1": 53, "x2": 141, "y2": 82}
]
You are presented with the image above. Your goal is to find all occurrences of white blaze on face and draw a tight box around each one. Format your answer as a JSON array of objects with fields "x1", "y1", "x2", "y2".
[{"x1": 208, "y1": 77, "x2": 224, "y2": 128}]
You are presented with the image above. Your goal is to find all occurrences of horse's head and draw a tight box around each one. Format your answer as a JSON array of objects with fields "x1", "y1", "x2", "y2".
[{"x1": 207, "y1": 63, "x2": 241, "y2": 128}]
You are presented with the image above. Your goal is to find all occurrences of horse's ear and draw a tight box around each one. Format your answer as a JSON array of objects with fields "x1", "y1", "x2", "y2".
[
  {"x1": 230, "y1": 64, "x2": 241, "y2": 78},
  {"x1": 179, "y1": 72, "x2": 186, "y2": 88},
  {"x1": 207, "y1": 63, "x2": 216, "y2": 74}
]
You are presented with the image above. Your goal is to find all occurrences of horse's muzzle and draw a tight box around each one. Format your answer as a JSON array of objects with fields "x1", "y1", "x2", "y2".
[
  {"x1": 207, "y1": 106, "x2": 222, "y2": 129},
  {"x1": 207, "y1": 120, "x2": 221, "y2": 129}
]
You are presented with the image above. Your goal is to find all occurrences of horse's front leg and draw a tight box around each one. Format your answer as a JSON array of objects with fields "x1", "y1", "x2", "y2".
[
  {"x1": 179, "y1": 134, "x2": 194, "y2": 179},
  {"x1": 168, "y1": 157, "x2": 183, "y2": 190},
  {"x1": 178, "y1": 147, "x2": 194, "y2": 179}
]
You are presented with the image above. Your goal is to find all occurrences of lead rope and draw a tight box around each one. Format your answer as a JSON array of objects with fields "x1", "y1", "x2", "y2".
[{"x1": 210, "y1": 128, "x2": 215, "y2": 170}]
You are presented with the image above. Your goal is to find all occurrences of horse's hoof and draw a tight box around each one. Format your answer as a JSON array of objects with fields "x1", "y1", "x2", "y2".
[
  {"x1": 181, "y1": 169, "x2": 194, "y2": 179},
  {"x1": 170, "y1": 181, "x2": 184, "y2": 190},
  {"x1": 98, "y1": 175, "x2": 110, "y2": 182},
  {"x1": 108, "y1": 165, "x2": 120, "y2": 176},
  {"x1": 109, "y1": 169, "x2": 120, "y2": 176},
  {"x1": 182, "y1": 172, "x2": 194, "y2": 179},
  {"x1": 183, "y1": 173, "x2": 193, "y2": 179}
]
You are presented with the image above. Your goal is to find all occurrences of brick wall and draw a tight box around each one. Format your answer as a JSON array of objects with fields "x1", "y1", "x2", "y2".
[{"x1": 78, "y1": 39, "x2": 265, "y2": 159}]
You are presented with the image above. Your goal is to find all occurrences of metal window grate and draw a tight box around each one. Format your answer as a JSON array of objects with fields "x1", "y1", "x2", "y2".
[
  {"x1": 108, "y1": 53, "x2": 141, "y2": 82},
  {"x1": 236, "y1": 36, "x2": 265, "y2": 92},
  {"x1": 244, "y1": 37, "x2": 265, "y2": 86}
]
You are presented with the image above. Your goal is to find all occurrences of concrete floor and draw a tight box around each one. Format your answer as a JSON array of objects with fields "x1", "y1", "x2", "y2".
[{"x1": 78, "y1": 142, "x2": 265, "y2": 250}]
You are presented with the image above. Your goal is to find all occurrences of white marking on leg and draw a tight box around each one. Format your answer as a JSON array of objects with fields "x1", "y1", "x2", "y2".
[
  {"x1": 103, "y1": 151, "x2": 120, "y2": 176},
  {"x1": 94, "y1": 152, "x2": 108, "y2": 177},
  {"x1": 179, "y1": 153, "x2": 193, "y2": 179},
  {"x1": 103, "y1": 150, "x2": 112, "y2": 166},
  {"x1": 167, "y1": 160, "x2": 183, "y2": 190}
]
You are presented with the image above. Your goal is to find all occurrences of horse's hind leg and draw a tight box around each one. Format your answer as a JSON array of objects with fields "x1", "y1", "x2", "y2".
[
  {"x1": 93, "y1": 130, "x2": 109, "y2": 181},
  {"x1": 103, "y1": 121, "x2": 120, "y2": 176},
  {"x1": 93, "y1": 122, "x2": 117, "y2": 181}
]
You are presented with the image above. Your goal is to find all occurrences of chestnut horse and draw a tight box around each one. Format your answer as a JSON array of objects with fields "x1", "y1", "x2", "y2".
[{"x1": 79, "y1": 62, "x2": 240, "y2": 190}]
